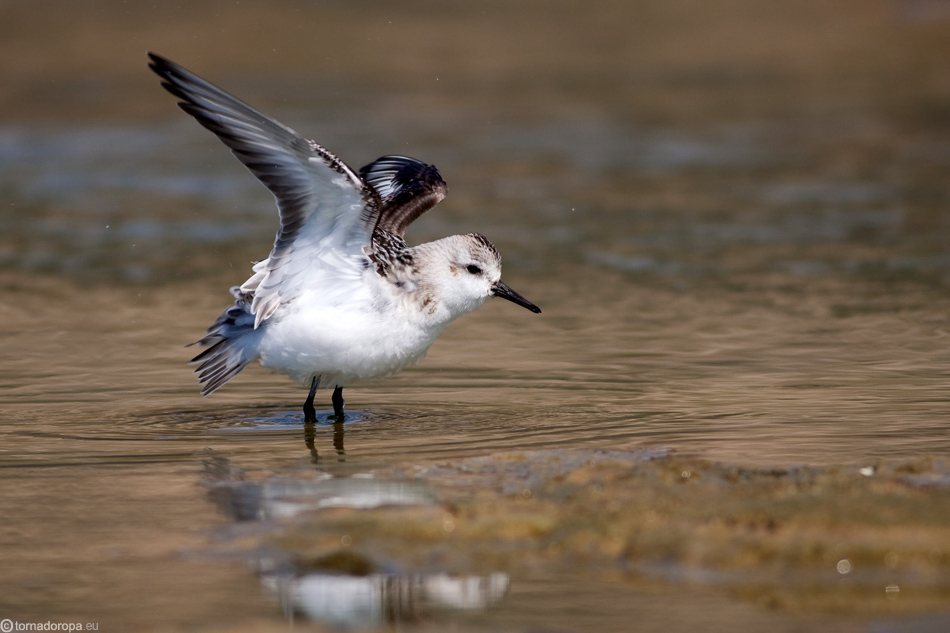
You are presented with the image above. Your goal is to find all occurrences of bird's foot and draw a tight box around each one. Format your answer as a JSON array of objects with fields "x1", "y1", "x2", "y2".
[{"x1": 304, "y1": 397, "x2": 323, "y2": 424}]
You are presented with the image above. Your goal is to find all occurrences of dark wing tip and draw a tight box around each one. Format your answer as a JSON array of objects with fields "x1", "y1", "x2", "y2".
[
  {"x1": 360, "y1": 155, "x2": 446, "y2": 192},
  {"x1": 147, "y1": 51, "x2": 181, "y2": 85},
  {"x1": 147, "y1": 52, "x2": 205, "y2": 107},
  {"x1": 361, "y1": 155, "x2": 448, "y2": 237}
]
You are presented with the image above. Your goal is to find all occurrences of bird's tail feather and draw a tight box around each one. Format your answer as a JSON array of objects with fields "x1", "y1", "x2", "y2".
[{"x1": 189, "y1": 287, "x2": 260, "y2": 395}]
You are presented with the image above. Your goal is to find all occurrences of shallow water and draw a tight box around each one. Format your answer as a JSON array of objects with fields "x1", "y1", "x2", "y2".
[{"x1": 2, "y1": 1, "x2": 950, "y2": 631}]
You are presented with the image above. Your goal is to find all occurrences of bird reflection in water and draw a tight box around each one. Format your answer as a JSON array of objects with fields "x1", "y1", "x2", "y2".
[
  {"x1": 304, "y1": 416, "x2": 346, "y2": 464},
  {"x1": 265, "y1": 570, "x2": 510, "y2": 627}
]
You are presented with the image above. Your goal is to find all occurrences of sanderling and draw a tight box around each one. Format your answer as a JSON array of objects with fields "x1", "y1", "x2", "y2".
[{"x1": 148, "y1": 53, "x2": 540, "y2": 420}]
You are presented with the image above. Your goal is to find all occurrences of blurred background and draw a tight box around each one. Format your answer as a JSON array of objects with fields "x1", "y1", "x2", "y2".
[
  {"x1": 4, "y1": 0, "x2": 950, "y2": 287},
  {"x1": 1, "y1": 1, "x2": 950, "y2": 631}
]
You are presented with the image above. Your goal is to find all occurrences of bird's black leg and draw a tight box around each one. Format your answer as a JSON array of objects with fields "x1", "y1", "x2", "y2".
[
  {"x1": 304, "y1": 376, "x2": 320, "y2": 423},
  {"x1": 331, "y1": 386, "x2": 345, "y2": 420}
]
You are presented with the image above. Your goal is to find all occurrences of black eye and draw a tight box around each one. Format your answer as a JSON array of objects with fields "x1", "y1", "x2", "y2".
[{"x1": 466, "y1": 264, "x2": 482, "y2": 275}]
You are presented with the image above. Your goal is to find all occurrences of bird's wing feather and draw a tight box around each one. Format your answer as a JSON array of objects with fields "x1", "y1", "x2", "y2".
[
  {"x1": 148, "y1": 52, "x2": 380, "y2": 327},
  {"x1": 359, "y1": 155, "x2": 447, "y2": 238}
]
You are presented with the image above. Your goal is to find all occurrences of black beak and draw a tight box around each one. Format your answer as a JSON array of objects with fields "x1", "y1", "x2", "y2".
[{"x1": 491, "y1": 281, "x2": 541, "y2": 314}]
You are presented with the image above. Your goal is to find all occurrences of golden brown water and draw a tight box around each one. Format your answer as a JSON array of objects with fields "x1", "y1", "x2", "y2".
[{"x1": 2, "y1": 1, "x2": 950, "y2": 631}]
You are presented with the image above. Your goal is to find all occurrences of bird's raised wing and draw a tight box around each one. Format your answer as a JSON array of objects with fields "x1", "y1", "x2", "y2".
[
  {"x1": 148, "y1": 53, "x2": 381, "y2": 327},
  {"x1": 359, "y1": 155, "x2": 447, "y2": 238}
]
